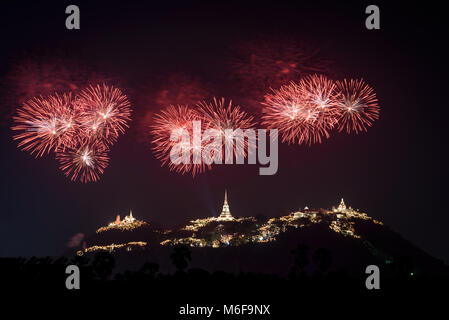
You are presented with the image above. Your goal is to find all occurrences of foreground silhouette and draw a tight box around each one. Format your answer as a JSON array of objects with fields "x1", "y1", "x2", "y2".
[{"x1": 1, "y1": 244, "x2": 447, "y2": 295}]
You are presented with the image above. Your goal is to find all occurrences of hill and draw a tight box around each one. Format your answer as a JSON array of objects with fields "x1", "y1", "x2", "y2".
[{"x1": 69, "y1": 199, "x2": 449, "y2": 279}]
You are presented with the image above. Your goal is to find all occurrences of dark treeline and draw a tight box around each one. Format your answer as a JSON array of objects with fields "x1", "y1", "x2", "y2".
[{"x1": 1, "y1": 243, "x2": 447, "y2": 294}]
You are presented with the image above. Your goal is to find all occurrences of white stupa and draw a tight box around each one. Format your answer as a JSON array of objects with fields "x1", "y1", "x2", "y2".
[{"x1": 217, "y1": 190, "x2": 234, "y2": 221}]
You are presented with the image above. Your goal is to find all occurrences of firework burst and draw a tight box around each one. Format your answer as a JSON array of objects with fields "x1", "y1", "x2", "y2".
[
  {"x1": 56, "y1": 140, "x2": 110, "y2": 183},
  {"x1": 197, "y1": 97, "x2": 256, "y2": 163},
  {"x1": 150, "y1": 105, "x2": 209, "y2": 176},
  {"x1": 262, "y1": 81, "x2": 323, "y2": 144},
  {"x1": 12, "y1": 93, "x2": 79, "y2": 157},
  {"x1": 335, "y1": 79, "x2": 380, "y2": 134},
  {"x1": 77, "y1": 84, "x2": 132, "y2": 145},
  {"x1": 12, "y1": 84, "x2": 132, "y2": 183},
  {"x1": 300, "y1": 74, "x2": 340, "y2": 140}
]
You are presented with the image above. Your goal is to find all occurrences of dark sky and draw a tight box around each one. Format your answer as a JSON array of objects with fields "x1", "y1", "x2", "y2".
[{"x1": 0, "y1": 1, "x2": 448, "y2": 263}]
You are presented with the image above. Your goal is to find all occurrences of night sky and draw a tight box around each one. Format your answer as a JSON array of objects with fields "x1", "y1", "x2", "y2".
[{"x1": 0, "y1": 1, "x2": 447, "y2": 263}]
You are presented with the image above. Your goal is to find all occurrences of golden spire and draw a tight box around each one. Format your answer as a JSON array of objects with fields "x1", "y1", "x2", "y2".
[
  {"x1": 338, "y1": 198, "x2": 347, "y2": 212},
  {"x1": 217, "y1": 189, "x2": 233, "y2": 221}
]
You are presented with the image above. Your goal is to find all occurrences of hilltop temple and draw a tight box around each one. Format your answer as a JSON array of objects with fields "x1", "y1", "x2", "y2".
[
  {"x1": 216, "y1": 190, "x2": 234, "y2": 221},
  {"x1": 83, "y1": 194, "x2": 383, "y2": 252},
  {"x1": 114, "y1": 210, "x2": 136, "y2": 225},
  {"x1": 334, "y1": 198, "x2": 348, "y2": 213},
  {"x1": 96, "y1": 210, "x2": 147, "y2": 233},
  {"x1": 332, "y1": 198, "x2": 359, "y2": 216},
  {"x1": 181, "y1": 190, "x2": 251, "y2": 232}
]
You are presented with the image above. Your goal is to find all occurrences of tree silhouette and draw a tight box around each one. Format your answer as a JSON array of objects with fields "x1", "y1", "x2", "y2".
[
  {"x1": 289, "y1": 243, "x2": 309, "y2": 280},
  {"x1": 293, "y1": 243, "x2": 309, "y2": 271},
  {"x1": 312, "y1": 248, "x2": 332, "y2": 274},
  {"x1": 140, "y1": 262, "x2": 160, "y2": 280},
  {"x1": 91, "y1": 252, "x2": 115, "y2": 281},
  {"x1": 170, "y1": 245, "x2": 191, "y2": 273}
]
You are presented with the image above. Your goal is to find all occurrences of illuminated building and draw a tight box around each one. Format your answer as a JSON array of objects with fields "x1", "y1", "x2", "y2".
[
  {"x1": 336, "y1": 198, "x2": 347, "y2": 212},
  {"x1": 217, "y1": 190, "x2": 234, "y2": 221},
  {"x1": 181, "y1": 190, "x2": 251, "y2": 232},
  {"x1": 293, "y1": 211, "x2": 305, "y2": 219},
  {"x1": 96, "y1": 210, "x2": 148, "y2": 233},
  {"x1": 332, "y1": 198, "x2": 371, "y2": 220},
  {"x1": 88, "y1": 196, "x2": 383, "y2": 251},
  {"x1": 172, "y1": 196, "x2": 383, "y2": 248},
  {"x1": 123, "y1": 210, "x2": 136, "y2": 223}
]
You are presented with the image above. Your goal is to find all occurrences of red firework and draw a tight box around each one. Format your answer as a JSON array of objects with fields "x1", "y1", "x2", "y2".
[
  {"x1": 197, "y1": 97, "x2": 256, "y2": 163},
  {"x1": 56, "y1": 140, "x2": 110, "y2": 183},
  {"x1": 77, "y1": 84, "x2": 132, "y2": 145},
  {"x1": 301, "y1": 74, "x2": 340, "y2": 136},
  {"x1": 11, "y1": 93, "x2": 79, "y2": 157},
  {"x1": 335, "y1": 79, "x2": 380, "y2": 134},
  {"x1": 262, "y1": 75, "x2": 338, "y2": 145},
  {"x1": 150, "y1": 105, "x2": 209, "y2": 176},
  {"x1": 11, "y1": 84, "x2": 132, "y2": 183}
]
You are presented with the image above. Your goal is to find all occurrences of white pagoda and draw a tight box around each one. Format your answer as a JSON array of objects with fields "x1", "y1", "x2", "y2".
[
  {"x1": 217, "y1": 190, "x2": 234, "y2": 221},
  {"x1": 337, "y1": 198, "x2": 347, "y2": 212}
]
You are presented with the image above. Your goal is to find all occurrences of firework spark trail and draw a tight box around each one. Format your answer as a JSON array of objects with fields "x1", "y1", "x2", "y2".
[
  {"x1": 300, "y1": 74, "x2": 340, "y2": 143},
  {"x1": 197, "y1": 97, "x2": 256, "y2": 163},
  {"x1": 262, "y1": 78, "x2": 327, "y2": 145},
  {"x1": 335, "y1": 79, "x2": 380, "y2": 134},
  {"x1": 56, "y1": 139, "x2": 110, "y2": 183},
  {"x1": 150, "y1": 105, "x2": 210, "y2": 176},
  {"x1": 77, "y1": 84, "x2": 132, "y2": 145},
  {"x1": 11, "y1": 93, "x2": 79, "y2": 157}
]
